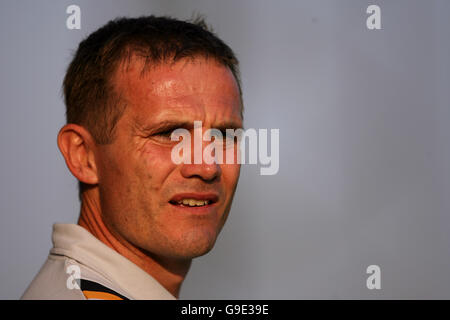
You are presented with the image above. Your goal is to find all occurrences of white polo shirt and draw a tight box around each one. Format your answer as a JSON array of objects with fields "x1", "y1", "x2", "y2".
[{"x1": 21, "y1": 224, "x2": 176, "y2": 300}]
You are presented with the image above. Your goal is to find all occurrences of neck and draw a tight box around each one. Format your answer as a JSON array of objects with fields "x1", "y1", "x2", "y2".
[{"x1": 77, "y1": 187, "x2": 190, "y2": 298}]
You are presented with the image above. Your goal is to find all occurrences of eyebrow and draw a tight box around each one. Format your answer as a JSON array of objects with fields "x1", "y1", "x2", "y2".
[{"x1": 134, "y1": 119, "x2": 244, "y2": 135}]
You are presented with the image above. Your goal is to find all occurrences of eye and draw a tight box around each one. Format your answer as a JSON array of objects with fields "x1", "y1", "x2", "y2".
[
  {"x1": 150, "y1": 129, "x2": 177, "y2": 143},
  {"x1": 157, "y1": 130, "x2": 173, "y2": 138},
  {"x1": 213, "y1": 130, "x2": 237, "y2": 148}
]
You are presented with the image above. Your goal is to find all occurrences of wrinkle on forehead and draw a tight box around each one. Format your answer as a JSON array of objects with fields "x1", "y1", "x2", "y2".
[{"x1": 113, "y1": 56, "x2": 243, "y2": 125}]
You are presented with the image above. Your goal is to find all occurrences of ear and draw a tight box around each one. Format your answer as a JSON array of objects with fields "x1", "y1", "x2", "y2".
[{"x1": 57, "y1": 124, "x2": 99, "y2": 185}]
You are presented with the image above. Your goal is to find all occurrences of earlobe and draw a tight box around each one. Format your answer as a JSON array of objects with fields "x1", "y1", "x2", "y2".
[{"x1": 57, "y1": 124, "x2": 99, "y2": 185}]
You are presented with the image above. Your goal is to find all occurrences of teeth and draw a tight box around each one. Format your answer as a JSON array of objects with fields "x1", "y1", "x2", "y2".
[{"x1": 177, "y1": 199, "x2": 210, "y2": 207}]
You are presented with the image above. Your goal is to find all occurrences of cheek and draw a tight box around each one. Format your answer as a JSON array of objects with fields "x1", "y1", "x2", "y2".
[
  {"x1": 97, "y1": 148, "x2": 129, "y2": 195},
  {"x1": 109, "y1": 145, "x2": 177, "y2": 236},
  {"x1": 100, "y1": 143, "x2": 175, "y2": 203},
  {"x1": 221, "y1": 163, "x2": 241, "y2": 191},
  {"x1": 136, "y1": 143, "x2": 177, "y2": 198}
]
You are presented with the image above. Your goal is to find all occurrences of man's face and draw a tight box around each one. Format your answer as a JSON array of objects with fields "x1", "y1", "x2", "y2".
[{"x1": 94, "y1": 57, "x2": 242, "y2": 260}]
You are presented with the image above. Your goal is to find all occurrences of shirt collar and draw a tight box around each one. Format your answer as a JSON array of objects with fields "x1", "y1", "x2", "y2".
[{"x1": 50, "y1": 223, "x2": 176, "y2": 300}]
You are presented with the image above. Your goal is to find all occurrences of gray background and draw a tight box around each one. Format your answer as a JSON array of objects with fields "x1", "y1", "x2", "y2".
[{"x1": 1, "y1": 0, "x2": 449, "y2": 299}]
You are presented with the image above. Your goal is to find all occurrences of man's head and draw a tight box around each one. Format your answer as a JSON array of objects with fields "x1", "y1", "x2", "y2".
[{"x1": 58, "y1": 16, "x2": 243, "y2": 260}]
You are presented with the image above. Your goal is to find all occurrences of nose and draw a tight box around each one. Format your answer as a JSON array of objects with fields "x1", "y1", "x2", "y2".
[
  {"x1": 180, "y1": 136, "x2": 222, "y2": 181},
  {"x1": 180, "y1": 161, "x2": 221, "y2": 182}
]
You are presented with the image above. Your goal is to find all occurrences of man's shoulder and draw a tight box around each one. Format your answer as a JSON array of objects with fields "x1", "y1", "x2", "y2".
[
  {"x1": 22, "y1": 253, "x2": 131, "y2": 300},
  {"x1": 21, "y1": 254, "x2": 86, "y2": 300}
]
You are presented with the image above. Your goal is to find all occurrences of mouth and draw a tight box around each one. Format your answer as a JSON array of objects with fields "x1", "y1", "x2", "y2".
[{"x1": 169, "y1": 193, "x2": 219, "y2": 208}]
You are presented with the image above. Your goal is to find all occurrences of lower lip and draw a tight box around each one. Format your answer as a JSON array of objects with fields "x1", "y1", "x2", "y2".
[{"x1": 168, "y1": 202, "x2": 217, "y2": 215}]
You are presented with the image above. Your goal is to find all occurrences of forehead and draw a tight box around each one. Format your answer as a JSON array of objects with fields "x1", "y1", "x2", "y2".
[{"x1": 113, "y1": 56, "x2": 243, "y2": 128}]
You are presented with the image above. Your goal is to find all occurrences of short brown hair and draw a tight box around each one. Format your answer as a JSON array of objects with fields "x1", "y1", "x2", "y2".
[{"x1": 62, "y1": 16, "x2": 243, "y2": 198}]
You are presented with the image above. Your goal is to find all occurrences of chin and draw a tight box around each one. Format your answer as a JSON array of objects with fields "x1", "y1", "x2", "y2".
[{"x1": 169, "y1": 228, "x2": 219, "y2": 259}]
